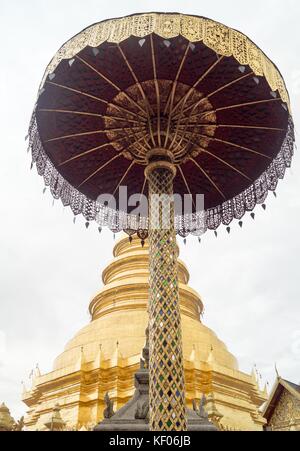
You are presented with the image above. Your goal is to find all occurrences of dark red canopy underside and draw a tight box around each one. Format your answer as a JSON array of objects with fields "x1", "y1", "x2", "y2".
[{"x1": 36, "y1": 33, "x2": 289, "y2": 215}]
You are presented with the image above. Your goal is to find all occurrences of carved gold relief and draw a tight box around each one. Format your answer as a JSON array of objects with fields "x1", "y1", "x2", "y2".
[
  {"x1": 204, "y1": 20, "x2": 232, "y2": 57},
  {"x1": 269, "y1": 389, "x2": 300, "y2": 431},
  {"x1": 180, "y1": 16, "x2": 204, "y2": 42},
  {"x1": 156, "y1": 14, "x2": 181, "y2": 39}
]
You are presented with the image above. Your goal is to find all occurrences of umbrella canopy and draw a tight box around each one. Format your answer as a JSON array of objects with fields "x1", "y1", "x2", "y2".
[{"x1": 28, "y1": 12, "x2": 294, "y2": 236}]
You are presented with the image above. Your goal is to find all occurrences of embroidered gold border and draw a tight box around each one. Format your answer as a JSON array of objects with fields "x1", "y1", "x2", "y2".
[{"x1": 42, "y1": 13, "x2": 291, "y2": 112}]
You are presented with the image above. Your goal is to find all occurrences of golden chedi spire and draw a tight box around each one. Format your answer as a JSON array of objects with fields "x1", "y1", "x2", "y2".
[
  {"x1": 23, "y1": 235, "x2": 267, "y2": 430},
  {"x1": 53, "y1": 235, "x2": 237, "y2": 371},
  {"x1": 0, "y1": 403, "x2": 15, "y2": 431}
]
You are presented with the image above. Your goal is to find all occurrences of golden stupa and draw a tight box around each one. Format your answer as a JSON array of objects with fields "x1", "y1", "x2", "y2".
[{"x1": 22, "y1": 235, "x2": 267, "y2": 430}]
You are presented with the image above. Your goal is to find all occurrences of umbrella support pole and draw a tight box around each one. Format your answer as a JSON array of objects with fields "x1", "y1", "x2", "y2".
[{"x1": 145, "y1": 149, "x2": 187, "y2": 431}]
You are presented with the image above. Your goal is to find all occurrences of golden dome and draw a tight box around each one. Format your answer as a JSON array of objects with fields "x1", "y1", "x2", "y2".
[
  {"x1": 23, "y1": 234, "x2": 267, "y2": 431},
  {"x1": 53, "y1": 235, "x2": 237, "y2": 371}
]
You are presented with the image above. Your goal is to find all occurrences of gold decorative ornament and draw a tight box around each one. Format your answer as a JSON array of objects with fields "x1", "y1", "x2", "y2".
[{"x1": 105, "y1": 80, "x2": 216, "y2": 165}]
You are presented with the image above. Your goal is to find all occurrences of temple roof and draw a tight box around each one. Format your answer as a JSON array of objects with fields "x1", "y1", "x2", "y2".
[
  {"x1": 262, "y1": 377, "x2": 300, "y2": 421},
  {"x1": 283, "y1": 379, "x2": 300, "y2": 394}
]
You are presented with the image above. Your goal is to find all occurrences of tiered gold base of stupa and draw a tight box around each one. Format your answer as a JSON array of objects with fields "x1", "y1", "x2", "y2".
[{"x1": 22, "y1": 235, "x2": 267, "y2": 431}]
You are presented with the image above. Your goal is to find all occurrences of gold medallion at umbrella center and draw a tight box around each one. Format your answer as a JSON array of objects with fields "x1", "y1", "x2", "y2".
[{"x1": 105, "y1": 80, "x2": 216, "y2": 164}]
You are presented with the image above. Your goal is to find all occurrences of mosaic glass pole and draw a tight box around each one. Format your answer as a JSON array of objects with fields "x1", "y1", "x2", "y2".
[{"x1": 145, "y1": 150, "x2": 187, "y2": 431}]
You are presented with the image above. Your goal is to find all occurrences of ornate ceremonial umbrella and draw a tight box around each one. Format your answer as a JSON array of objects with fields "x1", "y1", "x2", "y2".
[{"x1": 28, "y1": 13, "x2": 294, "y2": 431}]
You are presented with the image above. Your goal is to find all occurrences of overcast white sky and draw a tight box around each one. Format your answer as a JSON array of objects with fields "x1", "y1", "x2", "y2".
[{"x1": 0, "y1": 0, "x2": 299, "y2": 420}]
